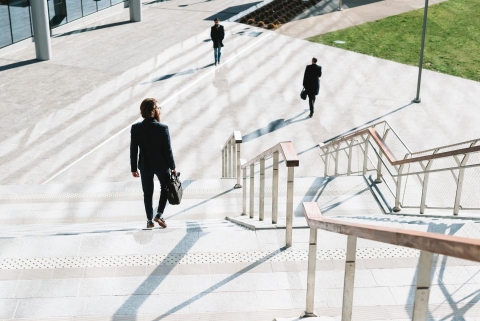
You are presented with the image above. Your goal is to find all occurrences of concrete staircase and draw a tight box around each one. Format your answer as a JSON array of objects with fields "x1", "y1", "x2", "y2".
[{"x1": 1, "y1": 177, "x2": 480, "y2": 320}]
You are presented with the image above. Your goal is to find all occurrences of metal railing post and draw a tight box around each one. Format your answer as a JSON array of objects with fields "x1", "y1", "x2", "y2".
[
  {"x1": 363, "y1": 135, "x2": 370, "y2": 175},
  {"x1": 259, "y1": 158, "x2": 265, "y2": 221},
  {"x1": 420, "y1": 160, "x2": 433, "y2": 214},
  {"x1": 393, "y1": 165, "x2": 404, "y2": 212},
  {"x1": 232, "y1": 141, "x2": 237, "y2": 178},
  {"x1": 454, "y1": 153, "x2": 470, "y2": 215},
  {"x1": 341, "y1": 236, "x2": 357, "y2": 321},
  {"x1": 235, "y1": 143, "x2": 241, "y2": 188},
  {"x1": 272, "y1": 151, "x2": 279, "y2": 224},
  {"x1": 375, "y1": 130, "x2": 389, "y2": 183},
  {"x1": 304, "y1": 227, "x2": 318, "y2": 317},
  {"x1": 324, "y1": 146, "x2": 330, "y2": 176},
  {"x1": 242, "y1": 167, "x2": 247, "y2": 215},
  {"x1": 227, "y1": 141, "x2": 232, "y2": 178},
  {"x1": 334, "y1": 145, "x2": 339, "y2": 176},
  {"x1": 286, "y1": 167, "x2": 294, "y2": 247},
  {"x1": 222, "y1": 147, "x2": 225, "y2": 178},
  {"x1": 347, "y1": 140, "x2": 353, "y2": 175},
  {"x1": 412, "y1": 251, "x2": 434, "y2": 321},
  {"x1": 250, "y1": 164, "x2": 255, "y2": 219}
]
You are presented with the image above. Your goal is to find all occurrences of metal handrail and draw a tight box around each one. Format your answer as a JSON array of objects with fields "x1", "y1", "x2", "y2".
[
  {"x1": 241, "y1": 141, "x2": 299, "y2": 247},
  {"x1": 221, "y1": 131, "x2": 242, "y2": 188},
  {"x1": 318, "y1": 121, "x2": 480, "y2": 215},
  {"x1": 301, "y1": 202, "x2": 480, "y2": 320}
]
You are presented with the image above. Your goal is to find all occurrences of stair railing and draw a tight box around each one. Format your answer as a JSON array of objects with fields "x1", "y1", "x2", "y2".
[
  {"x1": 319, "y1": 121, "x2": 480, "y2": 215},
  {"x1": 241, "y1": 141, "x2": 299, "y2": 247},
  {"x1": 302, "y1": 202, "x2": 480, "y2": 320},
  {"x1": 221, "y1": 131, "x2": 242, "y2": 188}
]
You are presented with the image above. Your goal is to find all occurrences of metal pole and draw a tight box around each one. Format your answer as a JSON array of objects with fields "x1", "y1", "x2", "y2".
[
  {"x1": 304, "y1": 227, "x2": 318, "y2": 317},
  {"x1": 227, "y1": 142, "x2": 232, "y2": 178},
  {"x1": 454, "y1": 154, "x2": 470, "y2": 215},
  {"x1": 338, "y1": 0, "x2": 343, "y2": 11},
  {"x1": 31, "y1": 0, "x2": 52, "y2": 60},
  {"x1": 412, "y1": 251, "x2": 434, "y2": 320},
  {"x1": 130, "y1": 0, "x2": 142, "y2": 22},
  {"x1": 413, "y1": 0, "x2": 430, "y2": 104},
  {"x1": 324, "y1": 146, "x2": 330, "y2": 177},
  {"x1": 233, "y1": 142, "x2": 237, "y2": 178},
  {"x1": 341, "y1": 236, "x2": 357, "y2": 321},
  {"x1": 362, "y1": 135, "x2": 370, "y2": 175},
  {"x1": 420, "y1": 160, "x2": 433, "y2": 214},
  {"x1": 393, "y1": 165, "x2": 404, "y2": 212},
  {"x1": 272, "y1": 151, "x2": 279, "y2": 224},
  {"x1": 242, "y1": 167, "x2": 247, "y2": 215},
  {"x1": 334, "y1": 145, "x2": 340, "y2": 176},
  {"x1": 347, "y1": 140, "x2": 353, "y2": 176},
  {"x1": 222, "y1": 147, "x2": 225, "y2": 178},
  {"x1": 235, "y1": 143, "x2": 242, "y2": 188},
  {"x1": 250, "y1": 164, "x2": 255, "y2": 219},
  {"x1": 259, "y1": 158, "x2": 265, "y2": 221},
  {"x1": 286, "y1": 167, "x2": 294, "y2": 247},
  {"x1": 375, "y1": 130, "x2": 390, "y2": 183}
]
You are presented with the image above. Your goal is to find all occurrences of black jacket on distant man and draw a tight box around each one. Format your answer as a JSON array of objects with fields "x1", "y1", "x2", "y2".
[
  {"x1": 210, "y1": 25, "x2": 225, "y2": 48},
  {"x1": 130, "y1": 118, "x2": 176, "y2": 173},
  {"x1": 303, "y1": 64, "x2": 322, "y2": 95}
]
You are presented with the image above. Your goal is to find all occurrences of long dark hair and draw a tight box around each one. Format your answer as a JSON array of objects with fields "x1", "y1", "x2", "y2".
[{"x1": 140, "y1": 98, "x2": 160, "y2": 122}]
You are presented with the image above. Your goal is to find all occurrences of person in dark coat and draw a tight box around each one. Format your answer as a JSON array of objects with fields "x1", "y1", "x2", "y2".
[
  {"x1": 302, "y1": 57, "x2": 322, "y2": 117},
  {"x1": 210, "y1": 18, "x2": 225, "y2": 66},
  {"x1": 130, "y1": 98, "x2": 177, "y2": 229}
]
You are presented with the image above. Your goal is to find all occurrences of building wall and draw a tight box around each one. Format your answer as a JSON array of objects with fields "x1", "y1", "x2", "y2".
[{"x1": 0, "y1": 0, "x2": 126, "y2": 49}]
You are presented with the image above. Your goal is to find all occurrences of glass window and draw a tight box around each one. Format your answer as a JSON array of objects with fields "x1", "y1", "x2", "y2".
[
  {"x1": 0, "y1": 0, "x2": 13, "y2": 48},
  {"x1": 111, "y1": 0, "x2": 124, "y2": 4},
  {"x1": 48, "y1": 0, "x2": 67, "y2": 28},
  {"x1": 9, "y1": 0, "x2": 32, "y2": 42},
  {"x1": 81, "y1": 0, "x2": 97, "y2": 16},
  {"x1": 96, "y1": 0, "x2": 110, "y2": 11},
  {"x1": 65, "y1": 0, "x2": 82, "y2": 22}
]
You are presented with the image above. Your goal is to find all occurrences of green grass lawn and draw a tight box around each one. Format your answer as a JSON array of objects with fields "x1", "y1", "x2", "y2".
[{"x1": 307, "y1": 0, "x2": 480, "y2": 82}]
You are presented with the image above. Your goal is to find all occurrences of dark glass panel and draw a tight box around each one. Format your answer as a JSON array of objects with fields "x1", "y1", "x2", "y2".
[
  {"x1": 96, "y1": 0, "x2": 109, "y2": 10},
  {"x1": 47, "y1": 0, "x2": 67, "y2": 28},
  {"x1": 111, "y1": 0, "x2": 124, "y2": 4},
  {"x1": 9, "y1": 0, "x2": 32, "y2": 42},
  {"x1": 0, "y1": 0, "x2": 13, "y2": 48},
  {"x1": 81, "y1": 0, "x2": 96, "y2": 16},
  {"x1": 65, "y1": 0, "x2": 82, "y2": 22}
]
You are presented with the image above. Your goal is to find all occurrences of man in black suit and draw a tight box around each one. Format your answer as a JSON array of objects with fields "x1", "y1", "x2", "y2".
[
  {"x1": 210, "y1": 18, "x2": 225, "y2": 66},
  {"x1": 303, "y1": 57, "x2": 322, "y2": 117},
  {"x1": 130, "y1": 98, "x2": 177, "y2": 229}
]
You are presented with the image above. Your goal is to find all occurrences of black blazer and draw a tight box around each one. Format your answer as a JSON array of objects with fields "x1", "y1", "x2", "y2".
[
  {"x1": 210, "y1": 25, "x2": 225, "y2": 48},
  {"x1": 130, "y1": 118, "x2": 176, "y2": 172},
  {"x1": 303, "y1": 64, "x2": 322, "y2": 95}
]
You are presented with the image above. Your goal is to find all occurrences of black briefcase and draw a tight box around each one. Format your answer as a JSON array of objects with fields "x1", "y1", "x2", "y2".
[
  {"x1": 300, "y1": 88, "x2": 307, "y2": 100},
  {"x1": 167, "y1": 172, "x2": 183, "y2": 205}
]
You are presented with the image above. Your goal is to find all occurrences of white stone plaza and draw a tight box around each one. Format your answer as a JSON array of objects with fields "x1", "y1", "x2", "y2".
[{"x1": 0, "y1": 0, "x2": 479, "y2": 319}]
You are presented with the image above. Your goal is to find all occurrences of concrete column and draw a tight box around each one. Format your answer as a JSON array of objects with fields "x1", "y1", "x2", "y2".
[
  {"x1": 130, "y1": 0, "x2": 142, "y2": 22},
  {"x1": 31, "y1": 0, "x2": 52, "y2": 60}
]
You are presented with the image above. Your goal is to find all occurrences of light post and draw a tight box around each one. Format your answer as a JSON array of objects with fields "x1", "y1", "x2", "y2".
[
  {"x1": 338, "y1": 0, "x2": 343, "y2": 11},
  {"x1": 413, "y1": 0, "x2": 430, "y2": 103}
]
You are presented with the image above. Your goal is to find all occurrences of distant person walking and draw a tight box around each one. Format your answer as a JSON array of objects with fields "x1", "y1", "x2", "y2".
[
  {"x1": 130, "y1": 98, "x2": 177, "y2": 229},
  {"x1": 211, "y1": 18, "x2": 225, "y2": 66},
  {"x1": 302, "y1": 57, "x2": 322, "y2": 117}
]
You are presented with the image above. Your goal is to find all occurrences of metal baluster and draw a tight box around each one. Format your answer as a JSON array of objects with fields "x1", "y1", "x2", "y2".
[
  {"x1": 259, "y1": 158, "x2": 265, "y2": 221},
  {"x1": 347, "y1": 140, "x2": 353, "y2": 175},
  {"x1": 232, "y1": 141, "x2": 237, "y2": 178},
  {"x1": 242, "y1": 167, "x2": 247, "y2": 215},
  {"x1": 363, "y1": 135, "x2": 370, "y2": 175},
  {"x1": 250, "y1": 164, "x2": 255, "y2": 219},
  {"x1": 420, "y1": 160, "x2": 433, "y2": 214},
  {"x1": 412, "y1": 251, "x2": 434, "y2": 321},
  {"x1": 375, "y1": 129, "x2": 390, "y2": 183},
  {"x1": 341, "y1": 236, "x2": 357, "y2": 321},
  {"x1": 454, "y1": 153, "x2": 470, "y2": 215},
  {"x1": 286, "y1": 167, "x2": 294, "y2": 247},
  {"x1": 227, "y1": 141, "x2": 232, "y2": 178},
  {"x1": 235, "y1": 143, "x2": 242, "y2": 188},
  {"x1": 334, "y1": 145, "x2": 340, "y2": 176},
  {"x1": 222, "y1": 146, "x2": 225, "y2": 178},
  {"x1": 272, "y1": 151, "x2": 279, "y2": 224},
  {"x1": 324, "y1": 146, "x2": 330, "y2": 176},
  {"x1": 304, "y1": 227, "x2": 318, "y2": 317},
  {"x1": 393, "y1": 165, "x2": 404, "y2": 212}
]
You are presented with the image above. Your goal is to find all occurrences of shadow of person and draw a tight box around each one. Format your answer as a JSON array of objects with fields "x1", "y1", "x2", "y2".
[{"x1": 242, "y1": 110, "x2": 309, "y2": 143}]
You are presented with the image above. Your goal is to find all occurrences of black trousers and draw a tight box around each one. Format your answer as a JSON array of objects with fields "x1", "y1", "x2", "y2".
[
  {"x1": 307, "y1": 93, "x2": 316, "y2": 115},
  {"x1": 140, "y1": 168, "x2": 170, "y2": 220}
]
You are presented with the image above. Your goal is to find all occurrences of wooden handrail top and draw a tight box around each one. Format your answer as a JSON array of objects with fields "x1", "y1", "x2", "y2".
[
  {"x1": 302, "y1": 202, "x2": 480, "y2": 262},
  {"x1": 241, "y1": 141, "x2": 299, "y2": 168},
  {"x1": 221, "y1": 131, "x2": 242, "y2": 150},
  {"x1": 320, "y1": 126, "x2": 480, "y2": 166}
]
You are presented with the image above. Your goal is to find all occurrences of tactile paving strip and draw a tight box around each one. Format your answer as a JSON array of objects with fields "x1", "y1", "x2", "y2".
[{"x1": 0, "y1": 247, "x2": 419, "y2": 269}]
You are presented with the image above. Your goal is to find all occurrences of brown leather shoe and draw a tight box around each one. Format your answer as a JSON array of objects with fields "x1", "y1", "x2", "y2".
[
  {"x1": 154, "y1": 216, "x2": 167, "y2": 228},
  {"x1": 146, "y1": 220, "x2": 154, "y2": 229}
]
